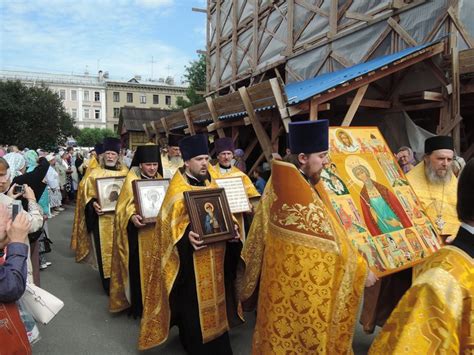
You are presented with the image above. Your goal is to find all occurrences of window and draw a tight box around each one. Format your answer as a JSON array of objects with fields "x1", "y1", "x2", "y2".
[
  {"x1": 84, "y1": 109, "x2": 90, "y2": 119},
  {"x1": 165, "y1": 95, "x2": 171, "y2": 105},
  {"x1": 83, "y1": 90, "x2": 90, "y2": 101},
  {"x1": 140, "y1": 95, "x2": 146, "y2": 104},
  {"x1": 94, "y1": 91, "x2": 100, "y2": 101},
  {"x1": 71, "y1": 90, "x2": 77, "y2": 101},
  {"x1": 127, "y1": 93, "x2": 133, "y2": 103},
  {"x1": 95, "y1": 109, "x2": 100, "y2": 120},
  {"x1": 71, "y1": 108, "x2": 77, "y2": 119},
  {"x1": 153, "y1": 95, "x2": 159, "y2": 104},
  {"x1": 113, "y1": 92, "x2": 120, "y2": 102},
  {"x1": 113, "y1": 108, "x2": 120, "y2": 118},
  {"x1": 59, "y1": 89, "x2": 66, "y2": 100},
  {"x1": 113, "y1": 124, "x2": 119, "y2": 132}
]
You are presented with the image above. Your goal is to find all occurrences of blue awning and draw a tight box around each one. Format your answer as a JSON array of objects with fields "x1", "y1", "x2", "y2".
[{"x1": 284, "y1": 40, "x2": 443, "y2": 105}]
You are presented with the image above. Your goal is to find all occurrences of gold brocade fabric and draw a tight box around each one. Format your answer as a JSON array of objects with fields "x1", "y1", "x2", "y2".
[
  {"x1": 209, "y1": 164, "x2": 260, "y2": 240},
  {"x1": 240, "y1": 160, "x2": 367, "y2": 354},
  {"x1": 109, "y1": 167, "x2": 162, "y2": 313},
  {"x1": 71, "y1": 157, "x2": 99, "y2": 251},
  {"x1": 369, "y1": 246, "x2": 474, "y2": 354},
  {"x1": 139, "y1": 169, "x2": 241, "y2": 350},
  {"x1": 75, "y1": 165, "x2": 128, "y2": 274},
  {"x1": 161, "y1": 153, "x2": 183, "y2": 179},
  {"x1": 407, "y1": 162, "x2": 459, "y2": 236}
]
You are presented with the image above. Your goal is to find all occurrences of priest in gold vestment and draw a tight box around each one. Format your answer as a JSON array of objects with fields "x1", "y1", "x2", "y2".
[
  {"x1": 239, "y1": 120, "x2": 373, "y2": 354},
  {"x1": 161, "y1": 133, "x2": 183, "y2": 179},
  {"x1": 210, "y1": 137, "x2": 260, "y2": 240},
  {"x1": 407, "y1": 135, "x2": 459, "y2": 237},
  {"x1": 71, "y1": 143, "x2": 102, "y2": 251},
  {"x1": 370, "y1": 159, "x2": 474, "y2": 354},
  {"x1": 109, "y1": 145, "x2": 162, "y2": 317},
  {"x1": 77, "y1": 138, "x2": 128, "y2": 293},
  {"x1": 139, "y1": 134, "x2": 243, "y2": 353}
]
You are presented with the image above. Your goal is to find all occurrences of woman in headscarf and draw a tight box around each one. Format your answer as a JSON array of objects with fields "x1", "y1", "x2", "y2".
[
  {"x1": 3, "y1": 152, "x2": 26, "y2": 179},
  {"x1": 396, "y1": 146, "x2": 416, "y2": 174},
  {"x1": 24, "y1": 150, "x2": 38, "y2": 173}
]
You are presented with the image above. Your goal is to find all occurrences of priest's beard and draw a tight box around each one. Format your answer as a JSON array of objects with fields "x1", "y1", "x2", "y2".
[
  {"x1": 425, "y1": 160, "x2": 453, "y2": 185},
  {"x1": 169, "y1": 156, "x2": 181, "y2": 164}
]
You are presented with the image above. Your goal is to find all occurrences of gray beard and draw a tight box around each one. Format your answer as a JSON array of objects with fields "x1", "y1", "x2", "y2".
[
  {"x1": 105, "y1": 161, "x2": 117, "y2": 168},
  {"x1": 169, "y1": 156, "x2": 181, "y2": 164},
  {"x1": 424, "y1": 161, "x2": 452, "y2": 185}
]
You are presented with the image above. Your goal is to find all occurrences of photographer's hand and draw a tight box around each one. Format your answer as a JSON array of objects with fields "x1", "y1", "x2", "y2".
[
  {"x1": 6, "y1": 211, "x2": 31, "y2": 244},
  {"x1": 23, "y1": 184, "x2": 36, "y2": 201},
  {"x1": 0, "y1": 204, "x2": 9, "y2": 247},
  {"x1": 7, "y1": 183, "x2": 23, "y2": 200}
]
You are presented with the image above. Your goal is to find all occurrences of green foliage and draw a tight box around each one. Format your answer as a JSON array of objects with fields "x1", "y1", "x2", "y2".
[
  {"x1": 76, "y1": 128, "x2": 118, "y2": 147},
  {"x1": 0, "y1": 80, "x2": 76, "y2": 150},
  {"x1": 176, "y1": 54, "x2": 206, "y2": 109}
]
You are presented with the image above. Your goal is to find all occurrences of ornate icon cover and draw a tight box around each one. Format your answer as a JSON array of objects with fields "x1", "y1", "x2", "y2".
[{"x1": 316, "y1": 127, "x2": 441, "y2": 277}]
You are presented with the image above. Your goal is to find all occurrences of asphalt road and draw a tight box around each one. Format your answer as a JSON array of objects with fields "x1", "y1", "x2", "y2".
[{"x1": 33, "y1": 205, "x2": 377, "y2": 354}]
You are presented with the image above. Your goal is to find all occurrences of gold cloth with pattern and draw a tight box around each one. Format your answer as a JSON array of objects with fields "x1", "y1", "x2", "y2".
[
  {"x1": 75, "y1": 165, "x2": 128, "y2": 278},
  {"x1": 139, "y1": 169, "x2": 242, "y2": 350},
  {"x1": 109, "y1": 167, "x2": 162, "y2": 313},
  {"x1": 370, "y1": 246, "x2": 474, "y2": 353},
  {"x1": 407, "y1": 161, "x2": 459, "y2": 236},
  {"x1": 209, "y1": 164, "x2": 260, "y2": 240},
  {"x1": 239, "y1": 160, "x2": 367, "y2": 354},
  {"x1": 71, "y1": 156, "x2": 99, "y2": 251}
]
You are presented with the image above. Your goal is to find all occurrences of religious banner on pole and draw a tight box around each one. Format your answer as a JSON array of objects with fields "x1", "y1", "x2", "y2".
[{"x1": 316, "y1": 127, "x2": 441, "y2": 277}]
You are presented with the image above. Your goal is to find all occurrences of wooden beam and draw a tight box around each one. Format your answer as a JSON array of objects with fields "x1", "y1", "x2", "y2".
[
  {"x1": 387, "y1": 17, "x2": 418, "y2": 46},
  {"x1": 269, "y1": 78, "x2": 291, "y2": 132},
  {"x1": 309, "y1": 98, "x2": 318, "y2": 120},
  {"x1": 288, "y1": 102, "x2": 330, "y2": 116},
  {"x1": 341, "y1": 84, "x2": 368, "y2": 126},
  {"x1": 231, "y1": 0, "x2": 238, "y2": 80},
  {"x1": 238, "y1": 86, "x2": 273, "y2": 162},
  {"x1": 248, "y1": 126, "x2": 285, "y2": 176},
  {"x1": 447, "y1": 6, "x2": 474, "y2": 48},
  {"x1": 438, "y1": 115, "x2": 463, "y2": 136},
  {"x1": 192, "y1": 7, "x2": 207, "y2": 13},
  {"x1": 399, "y1": 90, "x2": 443, "y2": 102},
  {"x1": 286, "y1": 0, "x2": 294, "y2": 56},
  {"x1": 183, "y1": 109, "x2": 196, "y2": 135},
  {"x1": 215, "y1": 0, "x2": 222, "y2": 87},
  {"x1": 423, "y1": 59, "x2": 449, "y2": 86},
  {"x1": 294, "y1": 0, "x2": 328, "y2": 17},
  {"x1": 206, "y1": 97, "x2": 226, "y2": 138},
  {"x1": 252, "y1": 0, "x2": 259, "y2": 70},
  {"x1": 345, "y1": 11, "x2": 373, "y2": 22},
  {"x1": 346, "y1": 97, "x2": 391, "y2": 108},
  {"x1": 449, "y1": 32, "x2": 461, "y2": 153},
  {"x1": 161, "y1": 117, "x2": 169, "y2": 135},
  {"x1": 329, "y1": 0, "x2": 338, "y2": 38}
]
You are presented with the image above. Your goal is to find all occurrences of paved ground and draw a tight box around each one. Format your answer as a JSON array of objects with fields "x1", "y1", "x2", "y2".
[{"x1": 33, "y1": 205, "x2": 377, "y2": 354}]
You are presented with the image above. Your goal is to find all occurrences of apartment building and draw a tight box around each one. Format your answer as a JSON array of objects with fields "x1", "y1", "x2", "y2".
[
  {"x1": 105, "y1": 77, "x2": 187, "y2": 132},
  {"x1": 0, "y1": 70, "x2": 107, "y2": 129}
]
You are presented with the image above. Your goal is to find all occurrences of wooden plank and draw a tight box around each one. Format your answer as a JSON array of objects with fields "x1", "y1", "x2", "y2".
[
  {"x1": 423, "y1": 59, "x2": 449, "y2": 86},
  {"x1": 447, "y1": 6, "x2": 474, "y2": 48},
  {"x1": 206, "y1": 97, "x2": 226, "y2": 138},
  {"x1": 252, "y1": 0, "x2": 259, "y2": 70},
  {"x1": 331, "y1": 50, "x2": 355, "y2": 68},
  {"x1": 231, "y1": 0, "x2": 238, "y2": 80},
  {"x1": 161, "y1": 117, "x2": 169, "y2": 135},
  {"x1": 294, "y1": 0, "x2": 328, "y2": 17},
  {"x1": 286, "y1": 0, "x2": 294, "y2": 55},
  {"x1": 183, "y1": 109, "x2": 196, "y2": 135},
  {"x1": 269, "y1": 78, "x2": 291, "y2": 132},
  {"x1": 341, "y1": 84, "x2": 368, "y2": 126},
  {"x1": 329, "y1": 0, "x2": 338, "y2": 38},
  {"x1": 449, "y1": 32, "x2": 461, "y2": 153},
  {"x1": 309, "y1": 98, "x2": 318, "y2": 120},
  {"x1": 361, "y1": 25, "x2": 392, "y2": 62},
  {"x1": 346, "y1": 97, "x2": 391, "y2": 108},
  {"x1": 438, "y1": 115, "x2": 463, "y2": 136},
  {"x1": 192, "y1": 7, "x2": 207, "y2": 13},
  {"x1": 271, "y1": 115, "x2": 280, "y2": 152},
  {"x1": 387, "y1": 17, "x2": 418, "y2": 46},
  {"x1": 216, "y1": 0, "x2": 222, "y2": 91},
  {"x1": 459, "y1": 49, "x2": 474, "y2": 74},
  {"x1": 239, "y1": 86, "x2": 273, "y2": 161},
  {"x1": 399, "y1": 90, "x2": 443, "y2": 102},
  {"x1": 345, "y1": 11, "x2": 373, "y2": 22},
  {"x1": 248, "y1": 126, "x2": 285, "y2": 176}
]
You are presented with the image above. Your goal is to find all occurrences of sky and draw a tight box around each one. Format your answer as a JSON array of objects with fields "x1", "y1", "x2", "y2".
[{"x1": 0, "y1": 0, "x2": 207, "y2": 83}]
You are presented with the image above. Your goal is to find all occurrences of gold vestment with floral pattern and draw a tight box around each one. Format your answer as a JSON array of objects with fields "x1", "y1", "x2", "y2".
[{"x1": 240, "y1": 160, "x2": 367, "y2": 354}]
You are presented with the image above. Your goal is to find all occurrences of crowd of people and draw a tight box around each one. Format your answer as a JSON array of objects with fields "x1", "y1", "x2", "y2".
[{"x1": 1, "y1": 123, "x2": 472, "y2": 353}]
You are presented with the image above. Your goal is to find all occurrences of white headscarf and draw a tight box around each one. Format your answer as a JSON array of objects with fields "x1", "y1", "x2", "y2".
[{"x1": 4, "y1": 152, "x2": 26, "y2": 179}]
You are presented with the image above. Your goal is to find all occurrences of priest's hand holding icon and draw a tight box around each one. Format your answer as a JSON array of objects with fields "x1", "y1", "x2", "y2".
[
  {"x1": 93, "y1": 201, "x2": 104, "y2": 215},
  {"x1": 365, "y1": 270, "x2": 378, "y2": 288},
  {"x1": 228, "y1": 224, "x2": 241, "y2": 243},
  {"x1": 188, "y1": 230, "x2": 207, "y2": 251},
  {"x1": 131, "y1": 214, "x2": 146, "y2": 228}
]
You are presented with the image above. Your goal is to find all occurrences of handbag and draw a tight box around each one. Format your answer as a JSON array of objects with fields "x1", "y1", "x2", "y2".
[
  {"x1": 21, "y1": 283, "x2": 64, "y2": 325},
  {"x1": 0, "y1": 302, "x2": 32, "y2": 355}
]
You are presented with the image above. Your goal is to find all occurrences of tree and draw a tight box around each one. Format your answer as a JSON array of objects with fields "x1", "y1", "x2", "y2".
[
  {"x1": 0, "y1": 80, "x2": 76, "y2": 150},
  {"x1": 176, "y1": 54, "x2": 206, "y2": 109},
  {"x1": 76, "y1": 128, "x2": 118, "y2": 147}
]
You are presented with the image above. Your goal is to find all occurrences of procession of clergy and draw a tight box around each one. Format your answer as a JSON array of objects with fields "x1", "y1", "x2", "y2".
[{"x1": 70, "y1": 120, "x2": 473, "y2": 354}]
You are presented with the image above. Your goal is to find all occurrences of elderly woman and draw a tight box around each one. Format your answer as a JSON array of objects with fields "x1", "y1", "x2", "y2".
[{"x1": 396, "y1": 146, "x2": 416, "y2": 173}]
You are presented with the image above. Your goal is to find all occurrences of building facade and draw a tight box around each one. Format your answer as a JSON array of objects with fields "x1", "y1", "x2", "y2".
[
  {"x1": 105, "y1": 78, "x2": 187, "y2": 132},
  {"x1": 0, "y1": 70, "x2": 107, "y2": 129}
]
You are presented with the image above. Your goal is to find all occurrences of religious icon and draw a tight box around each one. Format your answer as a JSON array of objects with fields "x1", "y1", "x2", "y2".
[
  {"x1": 322, "y1": 163, "x2": 350, "y2": 195},
  {"x1": 184, "y1": 188, "x2": 235, "y2": 244},
  {"x1": 350, "y1": 163, "x2": 412, "y2": 236},
  {"x1": 95, "y1": 176, "x2": 126, "y2": 212},
  {"x1": 133, "y1": 179, "x2": 170, "y2": 224},
  {"x1": 334, "y1": 129, "x2": 360, "y2": 153}
]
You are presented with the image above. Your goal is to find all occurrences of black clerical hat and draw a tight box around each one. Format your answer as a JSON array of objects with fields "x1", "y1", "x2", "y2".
[
  {"x1": 288, "y1": 119, "x2": 329, "y2": 154},
  {"x1": 214, "y1": 137, "x2": 234, "y2": 155},
  {"x1": 131, "y1": 145, "x2": 160, "y2": 167},
  {"x1": 168, "y1": 134, "x2": 183, "y2": 147},
  {"x1": 425, "y1": 136, "x2": 454, "y2": 154},
  {"x1": 179, "y1": 134, "x2": 209, "y2": 161},
  {"x1": 103, "y1": 137, "x2": 121, "y2": 154},
  {"x1": 94, "y1": 143, "x2": 104, "y2": 155}
]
